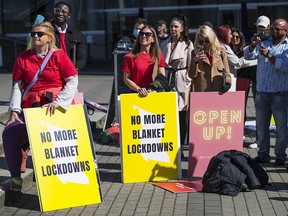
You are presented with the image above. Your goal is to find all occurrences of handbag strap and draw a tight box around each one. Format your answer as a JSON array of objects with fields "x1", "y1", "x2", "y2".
[{"x1": 22, "y1": 50, "x2": 54, "y2": 100}]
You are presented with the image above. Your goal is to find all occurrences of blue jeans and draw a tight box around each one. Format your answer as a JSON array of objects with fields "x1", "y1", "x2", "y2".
[{"x1": 255, "y1": 92, "x2": 288, "y2": 162}]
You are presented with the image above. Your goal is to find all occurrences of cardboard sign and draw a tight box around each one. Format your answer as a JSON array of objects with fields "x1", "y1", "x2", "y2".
[
  {"x1": 154, "y1": 180, "x2": 203, "y2": 193},
  {"x1": 24, "y1": 105, "x2": 102, "y2": 212},
  {"x1": 120, "y1": 92, "x2": 181, "y2": 183},
  {"x1": 189, "y1": 91, "x2": 245, "y2": 177}
]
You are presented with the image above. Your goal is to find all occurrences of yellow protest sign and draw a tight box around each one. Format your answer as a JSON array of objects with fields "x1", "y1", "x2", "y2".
[
  {"x1": 24, "y1": 105, "x2": 102, "y2": 212},
  {"x1": 120, "y1": 92, "x2": 181, "y2": 183}
]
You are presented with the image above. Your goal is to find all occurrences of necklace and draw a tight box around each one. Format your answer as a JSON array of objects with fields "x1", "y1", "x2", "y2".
[{"x1": 36, "y1": 50, "x2": 48, "y2": 58}]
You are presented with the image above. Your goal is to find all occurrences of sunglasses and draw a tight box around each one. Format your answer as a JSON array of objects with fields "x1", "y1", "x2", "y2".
[
  {"x1": 270, "y1": 27, "x2": 284, "y2": 32},
  {"x1": 198, "y1": 39, "x2": 210, "y2": 45},
  {"x1": 54, "y1": 7, "x2": 69, "y2": 15},
  {"x1": 30, "y1": 31, "x2": 49, "y2": 37},
  {"x1": 232, "y1": 35, "x2": 240, "y2": 39},
  {"x1": 139, "y1": 32, "x2": 153, "y2": 38}
]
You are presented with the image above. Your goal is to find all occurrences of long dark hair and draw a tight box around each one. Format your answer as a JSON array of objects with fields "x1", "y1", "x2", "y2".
[
  {"x1": 171, "y1": 14, "x2": 191, "y2": 46},
  {"x1": 131, "y1": 25, "x2": 161, "y2": 63},
  {"x1": 230, "y1": 28, "x2": 246, "y2": 57}
]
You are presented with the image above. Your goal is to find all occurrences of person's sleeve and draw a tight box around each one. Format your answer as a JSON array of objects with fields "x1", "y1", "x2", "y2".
[
  {"x1": 188, "y1": 50, "x2": 198, "y2": 79},
  {"x1": 159, "y1": 52, "x2": 165, "y2": 67},
  {"x1": 186, "y1": 42, "x2": 194, "y2": 73},
  {"x1": 275, "y1": 49, "x2": 288, "y2": 72},
  {"x1": 58, "y1": 50, "x2": 78, "y2": 78},
  {"x1": 12, "y1": 54, "x2": 24, "y2": 81},
  {"x1": 75, "y1": 31, "x2": 86, "y2": 71},
  {"x1": 243, "y1": 45, "x2": 259, "y2": 60},
  {"x1": 122, "y1": 55, "x2": 131, "y2": 73},
  {"x1": 8, "y1": 81, "x2": 23, "y2": 113},
  {"x1": 54, "y1": 75, "x2": 78, "y2": 110},
  {"x1": 225, "y1": 45, "x2": 257, "y2": 69},
  {"x1": 221, "y1": 48, "x2": 232, "y2": 85}
]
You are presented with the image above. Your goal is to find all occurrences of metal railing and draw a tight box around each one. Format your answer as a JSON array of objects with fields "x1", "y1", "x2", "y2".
[{"x1": 0, "y1": 35, "x2": 26, "y2": 71}]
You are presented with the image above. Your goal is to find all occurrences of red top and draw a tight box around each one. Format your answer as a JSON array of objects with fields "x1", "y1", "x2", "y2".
[
  {"x1": 13, "y1": 49, "x2": 77, "y2": 92},
  {"x1": 122, "y1": 52, "x2": 165, "y2": 88}
]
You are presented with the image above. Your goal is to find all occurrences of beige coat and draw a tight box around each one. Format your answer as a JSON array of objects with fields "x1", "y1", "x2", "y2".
[
  {"x1": 189, "y1": 47, "x2": 231, "y2": 92},
  {"x1": 161, "y1": 38, "x2": 194, "y2": 110}
]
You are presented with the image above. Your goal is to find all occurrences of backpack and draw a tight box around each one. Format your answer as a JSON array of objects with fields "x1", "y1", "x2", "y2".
[
  {"x1": 100, "y1": 124, "x2": 120, "y2": 145},
  {"x1": 202, "y1": 150, "x2": 269, "y2": 196}
]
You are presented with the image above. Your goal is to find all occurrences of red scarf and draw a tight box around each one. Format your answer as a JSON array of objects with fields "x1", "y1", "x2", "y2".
[{"x1": 206, "y1": 53, "x2": 212, "y2": 64}]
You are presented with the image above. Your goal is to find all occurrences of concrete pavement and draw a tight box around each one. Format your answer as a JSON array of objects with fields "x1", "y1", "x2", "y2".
[{"x1": 0, "y1": 64, "x2": 287, "y2": 215}]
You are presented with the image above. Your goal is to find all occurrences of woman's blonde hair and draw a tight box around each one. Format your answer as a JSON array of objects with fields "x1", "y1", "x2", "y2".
[
  {"x1": 131, "y1": 25, "x2": 162, "y2": 63},
  {"x1": 27, "y1": 21, "x2": 58, "y2": 50},
  {"x1": 194, "y1": 25, "x2": 222, "y2": 57}
]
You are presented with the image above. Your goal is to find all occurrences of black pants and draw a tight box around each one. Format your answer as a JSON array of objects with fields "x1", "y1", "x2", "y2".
[{"x1": 179, "y1": 110, "x2": 188, "y2": 145}]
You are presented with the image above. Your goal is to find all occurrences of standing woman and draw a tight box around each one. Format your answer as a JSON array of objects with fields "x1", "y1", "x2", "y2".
[
  {"x1": 215, "y1": 25, "x2": 256, "y2": 92},
  {"x1": 230, "y1": 28, "x2": 246, "y2": 57},
  {"x1": 189, "y1": 25, "x2": 231, "y2": 92},
  {"x1": 122, "y1": 25, "x2": 165, "y2": 97},
  {"x1": 1, "y1": 21, "x2": 78, "y2": 191},
  {"x1": 161, "y1": 14, "x2": 194, "y2": 148}
]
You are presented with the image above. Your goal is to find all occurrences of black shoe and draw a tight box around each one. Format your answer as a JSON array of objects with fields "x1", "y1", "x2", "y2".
[
  {"x1": 274, "y1": 159, "x2": 285, "y2": 166},
  {"x1": 253, "y1": 156, "x2": 268, "y2": 163}
]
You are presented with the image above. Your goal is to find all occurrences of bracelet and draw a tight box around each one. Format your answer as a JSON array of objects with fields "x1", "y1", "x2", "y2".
[{"x1": 266, "y1": 51, "x2": 273, "y2": 59}]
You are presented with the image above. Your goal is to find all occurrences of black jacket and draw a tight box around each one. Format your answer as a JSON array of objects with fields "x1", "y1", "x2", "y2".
[
  {"x1": 202, "y1": 150, "x2": 269, "y2": 196},
  {"x1": 54, "y1": 25, "x2": 86, "y2": 71}
]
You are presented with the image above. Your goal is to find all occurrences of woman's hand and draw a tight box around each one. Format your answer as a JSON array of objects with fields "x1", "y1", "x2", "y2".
[
  {"x1": 137, "y1": 88, "x2": 149, "y2": 97},
  {"x1": 5, "y1": 111, "x2": 23, "y2": 127},
  {"x1": 42, "y1": 102, "x2": 60, "y2": 116},
  {"x1": 194, "y1": 52, "x2": 206, "y2": 63},
  {"x1": 147, "y1": 89, "x2": 157, "y2": 93}
]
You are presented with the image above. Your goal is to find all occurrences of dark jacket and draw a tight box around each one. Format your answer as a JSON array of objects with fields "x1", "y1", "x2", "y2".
[
  {"x1": 202, "y1": 150, "x2": 269, "y2": 196},
  {"x1": 54, "y1": 25, "x2": 86, "y2": 71},
  {"x1": 148, "y1": 74, "x2": 170, "y2": 92}
]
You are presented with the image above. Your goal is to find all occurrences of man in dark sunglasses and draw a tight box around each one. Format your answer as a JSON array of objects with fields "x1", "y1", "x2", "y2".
[
  {"x1": 51, "y1": 1, "x2": 86, "y2": 72},
  {"x1": 243, "y1": 18, "x2": 288, "y2": 166}
]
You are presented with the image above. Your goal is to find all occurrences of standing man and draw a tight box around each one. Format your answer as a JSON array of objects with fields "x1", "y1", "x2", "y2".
[
  {"x1": 247, "y1": 15, "x2": 271, "y2": 149},
  {"x1": 243, "y1": 18, "x2": 288, "y2": 165},
  {"x1": 52, "y1": 1, "x2": 86, "y2": 71},
  {"x1": 128, "y1": 18, "x2": 147, "y2": 44}
]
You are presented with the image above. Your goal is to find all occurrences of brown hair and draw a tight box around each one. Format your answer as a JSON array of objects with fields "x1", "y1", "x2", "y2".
[{"x1": 131, "y1": 25, "x2": 162, "y2": 63}]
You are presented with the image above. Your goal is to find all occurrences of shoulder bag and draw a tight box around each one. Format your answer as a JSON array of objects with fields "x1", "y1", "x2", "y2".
[{"x1": 22, "y1": 50, "x2": 54, "y2": 101}]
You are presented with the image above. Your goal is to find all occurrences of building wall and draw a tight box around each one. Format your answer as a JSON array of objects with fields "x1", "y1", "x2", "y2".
[{"x1": 0, "y1": 0, "x2": 287, "y2": 63}]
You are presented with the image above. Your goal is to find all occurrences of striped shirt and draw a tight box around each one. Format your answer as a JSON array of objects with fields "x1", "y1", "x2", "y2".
[{"x1": 243, "y1": 37, "x2": 288, "y2": 92}]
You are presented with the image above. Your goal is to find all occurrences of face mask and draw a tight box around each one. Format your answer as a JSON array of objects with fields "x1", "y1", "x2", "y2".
[{"x1": 133, "y1": 28, "x2": 140, "y2": 37}]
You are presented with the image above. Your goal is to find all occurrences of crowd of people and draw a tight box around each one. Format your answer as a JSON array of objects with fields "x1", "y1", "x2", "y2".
[
  {"x1": 123, "y1": 15, "x2": 288, "y2": 167},
  {"x1": 1, "y1": 0, "x2": 288, "y2": 192}
]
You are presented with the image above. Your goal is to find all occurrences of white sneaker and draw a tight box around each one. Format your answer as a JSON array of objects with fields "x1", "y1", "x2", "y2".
[{"x1": 248, "y1": 143, "x2": 258, "y2": 149}]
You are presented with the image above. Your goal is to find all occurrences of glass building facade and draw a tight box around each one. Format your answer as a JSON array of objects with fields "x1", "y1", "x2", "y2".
[{"x1": 0, "y1": 0, "x2": 287, "y2": 63}]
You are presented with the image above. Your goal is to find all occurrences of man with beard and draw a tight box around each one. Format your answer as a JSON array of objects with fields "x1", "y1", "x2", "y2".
[
  {"x1": 52, "y1": 1, "x2": 86, "y2": 71},
  {"x1": 243, "y1": 18, "x2": 288, "y2": 166}
]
